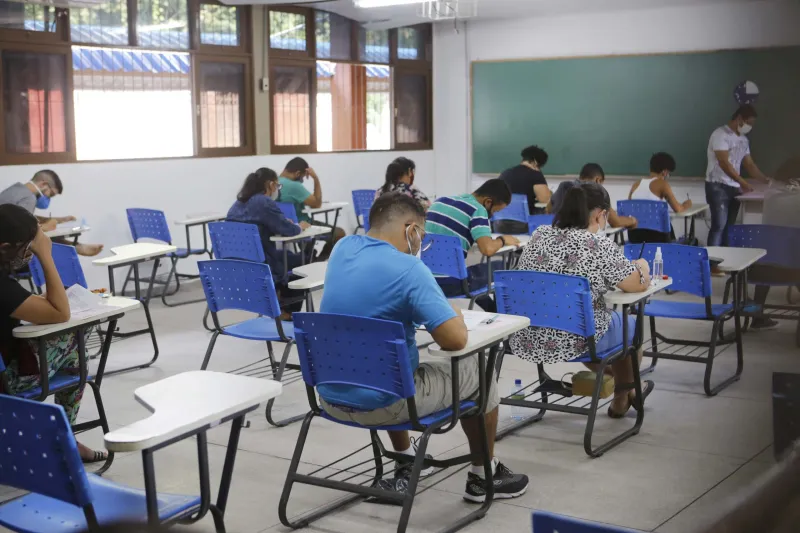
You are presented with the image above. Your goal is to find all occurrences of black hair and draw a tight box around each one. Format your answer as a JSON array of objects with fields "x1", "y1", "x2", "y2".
[
  {"x1": 579, "y1": 163, "x2": 605, "y2": 182},
  {"x1": 520, "y1": 145, "x2": 549, "y2": 167},
  {"x1": 732, "y1": 104, "x2": 758, "y2": 121},
  {"x1": 32, "y1": 169, "x2": 63, "y2": 194},
  {"x1": 368, "y1": 192, "x2": 425, "y2": 230},
  {"x1": 474, "y1": 178, "x2": 512, "y2": 205},
  {"x1": 284, "y1": 157, "x2": 309, "y2": 174},
  {"x1": 382, "y1": 157, "x2": 416, "y2": 194},
  {"x1": 553, "y1": 182, "x2": 610, "y2": 230},
  {"x1": 0, "y1": 204, "x2": 39, "y2": 275},
  {"x1": 237, "y1": 168, "x2": 278, "y2": 203},
  {"x1": 650, "y1": 152, "x2": 676, "y2": 174}
]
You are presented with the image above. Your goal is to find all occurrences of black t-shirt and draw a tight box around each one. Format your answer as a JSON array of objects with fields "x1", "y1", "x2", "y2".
[
  {"x1": 0, "y1": 275, "x2": 32, "y2": 369},
  {"x1": 498, "y1": 165, "x2": 548, "y2": 215}
]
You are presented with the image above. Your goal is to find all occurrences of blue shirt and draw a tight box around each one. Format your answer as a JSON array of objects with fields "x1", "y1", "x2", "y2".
[{"x1": 318, "y1": 235, "x2": 457, "y2": 410}]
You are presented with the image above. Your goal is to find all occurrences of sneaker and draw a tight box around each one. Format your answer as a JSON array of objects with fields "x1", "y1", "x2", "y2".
[
  {"x1": 395, "y1": 437, "x2": 435, "y2": 479},
  {"x1": 750, "y1": 317, "x2": 779, "y2": 330},
  {"x1": 365, "y1": 477, "x2": 408, "y2": 506},
  {"x1": 463, "y1": 462, "x2": 529, "y2": 503}
]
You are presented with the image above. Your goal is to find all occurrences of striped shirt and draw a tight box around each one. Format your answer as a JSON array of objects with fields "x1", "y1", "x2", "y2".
[{"x1": 425, "y1": 194, "x2": 492, "y2": 253}]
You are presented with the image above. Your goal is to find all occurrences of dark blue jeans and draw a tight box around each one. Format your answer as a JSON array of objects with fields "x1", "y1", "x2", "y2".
[{"x1": 705, "y1": 181, "x2": 741, "y2": 246}]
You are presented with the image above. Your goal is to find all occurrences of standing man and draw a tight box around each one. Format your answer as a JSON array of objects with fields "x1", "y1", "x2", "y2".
[
  {"x1": 705, "y1": 105, "x2": 770, "y2": 249},
  {"x1": 497, "y1": 145, "x2": 552, "y2": 234},
  {"x1": 278, "y1": 157, "x2": 345, "y2": 260}
]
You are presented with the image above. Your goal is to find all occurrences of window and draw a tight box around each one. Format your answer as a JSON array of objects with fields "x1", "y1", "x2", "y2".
[
  {"x1": 0, "y1": 0, "x2": 252, "y2": 164},
  {"x1": 269, "y1": 8, "x2": 432, "y2": 154}
]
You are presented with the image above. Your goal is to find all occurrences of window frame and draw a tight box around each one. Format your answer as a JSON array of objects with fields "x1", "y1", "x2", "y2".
[
  {"x1": 0, "y1": 5, "x2": 68, "y2": 45},
  {"x1": 267, "y1": 6, "x2": 314, "y2": 59},
  {"x1": 268, "y1": 57, "x2": 317, "y2": 155},
  {"x1": 194, "y1": 0, "x2": 250, "y2": 55},
  {"x1": 393, "y1": 64, "x2": 432, "y2": 151}
]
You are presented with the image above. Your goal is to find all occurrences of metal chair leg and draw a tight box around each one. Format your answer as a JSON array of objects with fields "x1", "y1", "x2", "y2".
[
  {"x1": 201, "y1": 331, "x2": 220, "y2": 371},
  {"x1": 120, "y1": 265, "x2": 134, "y2": 296},
  {"x1": 202, "y1": 307, "x2": 214, "y2": 331},
  {"x1": 703, "y1": 318, "x2": 743, "y2": 396},
  {"x1": 86, "y1": 380, "x2": 115, "y2": 475},
  {"x1": 266, "y1": 342, "x2": 304, "y2": 427},
  {"x1": 208, "y1": 504, "x2": 227, "y2": 533},
  {"x1": 641, "y1": 316, "x2": 659, "y2": 376}
]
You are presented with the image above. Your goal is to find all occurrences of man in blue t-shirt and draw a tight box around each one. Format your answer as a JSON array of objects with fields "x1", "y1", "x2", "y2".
[{"x1": 319, "y1": 193, "x2": 528, "y2": 504}]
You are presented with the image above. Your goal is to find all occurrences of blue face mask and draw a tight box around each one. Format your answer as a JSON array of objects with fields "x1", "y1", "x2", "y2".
[{"x1": 36, "y1": 193, "x2": 50, "y2": 210}]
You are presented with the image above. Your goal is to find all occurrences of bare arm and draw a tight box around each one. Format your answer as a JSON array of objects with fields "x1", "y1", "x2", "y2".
[
  {"x1": 476, "y1": 235, "x2": 519, "y2": 257},
  {"x1": 608, "y1": 208, "x2": 636, "y2": 229},
  {"x1": 628, "y1": 181, "x2": 640, "y2": 200},
  {"x1": 302, "y1": 168, "x2": 323, "y2": 208},
  {"x1": 660, "y1": 181, "x2": 690, "y2": 213},
  {"x1": 10, "y1": 229, "x2": 70, "y2": 324},
  {"x1": 715, "y1": 151, "x2": 752, "y2": 192},
  {"x1": 545, "y1": 200, "x2": 553, "y2": 214},
  {"x1": 533, "y1": 184, "x2": 551, "y2": 205},
  {"x1": 616, "y1": 259, "x2": 651, "y2": 293},
  {"x1": 429, "y1": 304, "x2": 468, "y2": 351},
  {"x1": 743, "y1": 155, "x2": 769, "y2": 182}
]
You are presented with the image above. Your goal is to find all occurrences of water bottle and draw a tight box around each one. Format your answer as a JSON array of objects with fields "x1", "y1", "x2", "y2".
[
  {"x1": 510, "y1": 379, "x2": 525, "y2": 420},
  {"x1": 652, "y1": 246, "x2": 664, "y2": 279}
]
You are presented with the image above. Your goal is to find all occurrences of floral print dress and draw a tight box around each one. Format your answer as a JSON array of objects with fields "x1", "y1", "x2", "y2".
[
  {"x1": 509, "y1": 225, "x2": 635, "y2": 364},
  {"x1": 375, "y1": 182, "x2": 432, "y2": 210}
]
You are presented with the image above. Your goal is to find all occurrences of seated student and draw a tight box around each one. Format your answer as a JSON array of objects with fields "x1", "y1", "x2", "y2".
[
  {"x1": 511, "y1": 183, "x2": 654, "y2": 418},
  {"x1": 426, "y1": 179, "x2": 521, "y2": 312},
  {"x1": 279, "y1": 157, "x2": 345, "y2": 261},
  {"x1": 227, "y1": 168, "x2": 310, "y2": 320},
  {"x1": 319, "y1": 193, "x2": 529, "y2": 502},
  {"x1": 0, "y1": 170, "x2": 103, "y2": 257},
  {"x1": 497, "y1": 145, "x2": 552, "y2": 234},
  {"x1": 548, "y1": 163, "x2": 638, "y2": 231},
  {"x1": 0, "y1": 204, "x2": 107, "y2": 463},
  {"x1": 627, "y1": 152, "x2": 691, "y2": 244},
  {"x1": 375, "y1": 157, "x2": 431, "y2": 210}
]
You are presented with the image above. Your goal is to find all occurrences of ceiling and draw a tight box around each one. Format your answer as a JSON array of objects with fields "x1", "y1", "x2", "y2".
[{"x1": 236, "y1": 0, "x2": 763, "y2": 29}]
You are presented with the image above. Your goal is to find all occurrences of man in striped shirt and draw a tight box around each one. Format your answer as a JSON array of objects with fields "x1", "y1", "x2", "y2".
[{"x1": 426, "y1": 179, "x2": 520, "y2": 311}]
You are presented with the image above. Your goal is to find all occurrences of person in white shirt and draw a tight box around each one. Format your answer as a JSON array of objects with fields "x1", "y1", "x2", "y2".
[{"x1": 705, "y1": 105, "x2": 769, "y2": 248}]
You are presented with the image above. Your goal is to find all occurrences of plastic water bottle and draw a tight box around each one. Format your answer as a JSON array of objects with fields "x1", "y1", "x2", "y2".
[
  {"x1": 652, "y1": 246, "x2": 664, "y2": 279},
  {"x1": 510, "y1": 379, "x2": 525, "y2": 420}
]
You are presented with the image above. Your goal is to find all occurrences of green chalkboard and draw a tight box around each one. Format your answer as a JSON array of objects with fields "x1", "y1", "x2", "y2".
[{"x1": 472, "y1": 47, "x2": 800, "y2": 177}]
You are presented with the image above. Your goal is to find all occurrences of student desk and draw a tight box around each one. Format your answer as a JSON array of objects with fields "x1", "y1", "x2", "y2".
[
  {"x1": 706, "y1": 246, "x2": 767, "y2": 320},
  {"x1": 671, "y1": 203, "x2": 709, "y2": 243},
  {"x1": 304, "y1": 201, "x2": 348, "y2": 232},
  {"x1": 271, "y1": 225, "x2": 332, "y2": 279},
  {"x1": 427, "y1": 310, "x2": 530, "y2": 359},
  {"x1": 104, "y1": 371, "x2": 282, "y2": 526},
  {"x1": 174, "y1": 212, "x2": 226, "y2": 259},
  {"x1": 737, "y1": 187, "x2": 767, "y2": 224},
  {"x1": 45, "y1": 224, "x2": 91, "y2": 244},
  {"x1": 92, "y1": 243, "x2": 177, "y2": 376},
  {"x1": 288, "y1": 261, "x2": 327, "y2": 312}
]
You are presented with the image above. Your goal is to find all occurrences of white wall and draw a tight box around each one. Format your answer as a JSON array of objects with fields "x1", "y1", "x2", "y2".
[{"x1": 1, "y1": 151, "x2": 433, "y2": 288}]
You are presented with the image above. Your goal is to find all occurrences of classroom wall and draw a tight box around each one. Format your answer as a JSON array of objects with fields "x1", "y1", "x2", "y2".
[
  {"x1": 1, "y1": 151, "x2": 433, "y2": 288},
  {"x1": 432, "y1": 0, "x2": 800, "y2": 243}
]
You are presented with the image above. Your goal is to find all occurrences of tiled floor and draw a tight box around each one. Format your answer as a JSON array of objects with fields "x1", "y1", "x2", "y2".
[{"x1": 2, "y1": 278, "x2": 796, "y2": 533}]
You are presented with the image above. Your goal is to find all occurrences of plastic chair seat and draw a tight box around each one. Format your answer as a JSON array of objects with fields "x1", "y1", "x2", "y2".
[
  {"x1": 169, "y1": 247, "x2": 206, "y2": 259},
  {"x1": 643, "y1": 300, "x2": 733, "y2": 319},
  {"x1": 222, "y1": 316, "x2": 295, "y2": 341},
  {"x1": 14, "y1": 373, "x2": 87, "y2": 399},
  {"x1": 320, "y1": 400, "x2": 478, "y2": 431},
  {"x1": 0, "y1": 474, "x2": 200, "y2": 533},
  {"x1": 569, "y1": 342, "x2": 625, "y2": 364}
]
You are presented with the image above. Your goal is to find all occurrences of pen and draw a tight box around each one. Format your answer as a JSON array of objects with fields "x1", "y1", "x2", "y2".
[
  {"x1": 637, "y1": 243, "x2": 646, "y2": 260},
  {"x1": 482, "y1": 314, "x2": 500, "y2": 325}
]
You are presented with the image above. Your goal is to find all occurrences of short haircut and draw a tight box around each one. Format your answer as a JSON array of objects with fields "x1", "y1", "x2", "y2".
[
  {"x1": 368, "y1": 192, "x2": 425, "y2": 230},
  {"x1": 32, "y1": 169, "x2": 63, "y2": 194},
  {"x1": 579, "y1": 163, "x2": 605, "y2": 182},
  {"x1": 554, "y1": 182, "x2": 610, "y2": 230},
  {"x1": 520, "y1": 145, "x2": 549, "y2": 167},
  {"x1": 474, "y1": 178, "x2": 512, "y2": 205},
  {"x1": 732, "y1": 104, "x2": 758, "y2": 121},
  {"x1": 650, "y1": 152, "x2": 676, "y2": 174},
  {"x1": 284, "y1": 157, "x2": 309, "y2": 174}
]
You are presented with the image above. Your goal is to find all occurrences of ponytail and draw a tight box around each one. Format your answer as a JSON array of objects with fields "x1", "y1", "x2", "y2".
[
  {"x1": 382, "y1": 161, "x2": 410, "y2": 193},
  {"x1": 554, "y1": 182, "x2": 610, "y2": 230}
]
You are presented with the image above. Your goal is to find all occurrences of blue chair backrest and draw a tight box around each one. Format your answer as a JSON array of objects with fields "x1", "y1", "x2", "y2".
[
  {"x1": 208, "y1": 222, "x2": 265, "y2": 263},
  {"x1": 617, "y1": 200, "x2": 670, "y2": 234},
  {"x1": 278, "y1": 202, "x2": 299, "y2": 223},
  {"x1": 728, "y1": 224, "x2": 800, "y2": 270},
  {"x1": 29, "y1": 243, "x2": 88, "y2": 290},
  {"x1": 0, "y1": 396, "x2": 92, "y2": 508},
  {"x1": 492, "y1": 193, "x2": 529, "y2": 224},
  {"x1": 352, "y1": 189, "x2": 375, "y2": 216},
  {"x1": 198, "y1": 259, "x2": 281, "y2": 318},
  {"x1": 528, "y1": 214, "x2": 554, "y2": 233},
  {"x1": 624, "y1": 243, "x2": 711, "y2": 298},
  {"x1": 127, "y1": 208, "x2": 172, "y2": 244},
  {"x1": 293, "y1": 313, "x2": 416, "y2": 408},
  {"x1": 361, "y1": 209, "x2": 372, "y2": 232},
  {"x1": 421, "y1": 234, "x2": 468, "y2": 280},
  {"x1": 495, "y1": 271, "x2": 596, "y2": 337},
  {"x1": 533, "y1": 511, "x2": 642, "y2": 532}
]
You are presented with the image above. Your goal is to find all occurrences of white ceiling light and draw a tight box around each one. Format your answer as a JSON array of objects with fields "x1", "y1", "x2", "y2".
[{"x1": 353, "y1": 0, "x2": 426, "y2": 8}]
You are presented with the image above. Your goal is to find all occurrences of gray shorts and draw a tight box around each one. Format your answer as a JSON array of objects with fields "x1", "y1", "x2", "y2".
[{"x1": 320, "y1": 356, "x2": 499, "y2": 427}]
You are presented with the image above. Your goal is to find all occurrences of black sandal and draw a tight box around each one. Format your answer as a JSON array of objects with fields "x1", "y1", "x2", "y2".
[
  {"x1": 607, "y1": 380, "x2": 655, "y2": 419},
  {"x1": 82, "y1": 450, "x2": 109, "y2": 464}
]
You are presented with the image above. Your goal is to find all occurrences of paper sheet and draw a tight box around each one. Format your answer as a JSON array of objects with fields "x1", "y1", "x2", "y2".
[{"x1": 67, "y1": 285, "x2": 112, "y2": 320}]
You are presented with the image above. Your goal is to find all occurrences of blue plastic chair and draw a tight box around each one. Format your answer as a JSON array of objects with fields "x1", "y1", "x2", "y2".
[
  {"x1": 29, "y1": 243, "x2": 88, "y2": 291},
  {"x1": 492, "y1": 193, "x2": 530, "y2": 229},
  {"x1": 208, "y1": 221, "x2": 265, "y2": 263},
  {"x1": 533, "y1": 511, "x2": 643, "y2": 532},
  {"x1": 279, "y1": 313, "x2": 494, "y2": 533},
  {"x1": 617, "y1": 200, "x2": 671, "y2": 235},
  {"x1": 494, "y1": 270, "x2": 643, "y2": 457},
  {"x1": 198, "y1": 259, "x2": 299, "y2": 427},
  {"x1": 0, "y1": 396, "x2": 213, "y2": 532},
  {"x1": 528, "y1": 214, "x2": 554, "y2": 233},
  {"x1": 352, "y1": 189, "x2": 375, "y2": 233},
  {"x1": 422, "y1": 234, "x2": 490, "y2": 309},
  {"x1": 623, "y1": 243, "x2": 743, "y2": 396}
]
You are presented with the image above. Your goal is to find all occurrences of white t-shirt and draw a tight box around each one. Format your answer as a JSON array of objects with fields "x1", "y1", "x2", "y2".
[{"x1": 706, "y1": 125, "x2": 750, "y2": 187}]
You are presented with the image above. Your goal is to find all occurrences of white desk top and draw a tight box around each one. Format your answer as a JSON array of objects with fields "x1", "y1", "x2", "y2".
[
  {"x1": 175, "y1": 212, "x2": 226, "y2": 225},
  {"x1": 305, "y1": 202, "x2": 349, "y2": 215},
  {"x1": 271, "y1": 225, "x2": 332, "y2": 242},
  {"x1": 604, "y1": 277, "x2": 673, "y2": 306},
  {"x1": 706, "y1": 246, "x2": 767, "y2": 272},
  {"x1": 92, "y1": 243, "x2": 177, "y2": 266},
  {"x1": 13, "y1": 297, "x2": 140, "y2": 339},
  {"x1": 671, "y1": 203, "x2": 709, "y2": 218},
  {"x1": 45, "y1": 225, "x2": 91, "y2": 239},
  {"x1": 104, "y1": 371, "x2": 282, "y2": 452},
  {"x1": 605, "y1": 227, "x2": 625, "y2": 236},
  {"x1": 288, "y1": 261, "x2": 328, "y2": 290},
  {"x1": 427, "y1": 311, "x2": 530, "y2": 358},
  {"x1": 535, "y1": 202, "x2": 547, "y2": 209},
  {"x1": 490, "y1": 234, "x2": 530, "y2": 254},
  {"x1": 737, "y1": 184, "x2": 769, "y2": 202}
]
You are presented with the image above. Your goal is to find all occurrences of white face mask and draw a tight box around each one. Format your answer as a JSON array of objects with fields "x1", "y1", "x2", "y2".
[
  {"x1": 406, "y1": 225, "x2": 422, "y2": 259},
  {"x1": 592, "y1": 211, "x2": 608, "y2": 235},
  {"x1": 739, "y1": 123, "x2": 753, "y2": 135},
  {"x1": 269, "y1": 183, "x2": 280, "y2": 201}
]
